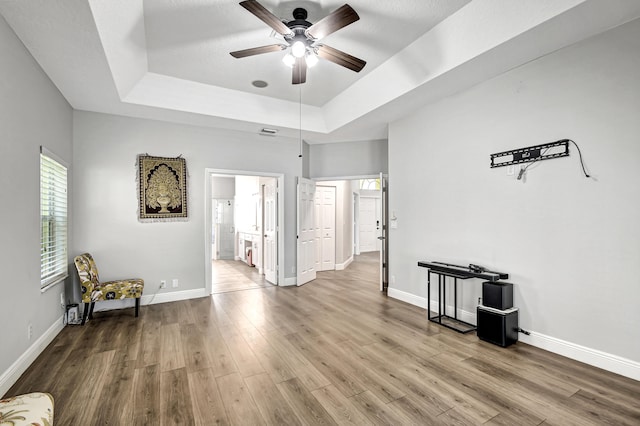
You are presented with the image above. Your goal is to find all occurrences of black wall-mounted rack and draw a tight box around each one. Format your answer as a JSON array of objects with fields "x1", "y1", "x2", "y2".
[{"x1": 490, "y1": 139, "x2": 569, "y2": 168}]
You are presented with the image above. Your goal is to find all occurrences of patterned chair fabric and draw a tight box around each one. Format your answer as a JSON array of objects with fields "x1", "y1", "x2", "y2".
[
  {"x1": 0, "y1": 392, "x2": 54, "y2": 425},
  {"x1": 73, "y1": 253, "x2": 144, "y2": 324}
]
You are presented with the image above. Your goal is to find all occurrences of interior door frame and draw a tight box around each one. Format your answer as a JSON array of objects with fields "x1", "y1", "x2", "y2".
[
  {"x1": 262, "y1": 179, "x2": 278, "y2": 284},
  {"x1": 379, "y1": 172, "x2": 389, "y2": 292},
  {"x1": 353, "y1": 192, "x2": 360, "y2": 255},
  {"x1": 205, "y1": 168, "x2": 285, "y2": 294},
  {"x1": 314, "y1": 174, "x2": 389, "y2": 291}
]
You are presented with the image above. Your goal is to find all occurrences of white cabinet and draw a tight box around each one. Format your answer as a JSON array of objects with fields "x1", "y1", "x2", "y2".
[{"x1": 237, "y1": 232, "x2": 261, "y2": 272}]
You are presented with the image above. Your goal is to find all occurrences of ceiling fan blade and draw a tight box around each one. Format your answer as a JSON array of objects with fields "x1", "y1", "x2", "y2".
[
  {"x1": 292, "y1": 57, "x2": 307, "y2": 84},
  {"x1": 317, "y1": 44, "x2": 366, "y2": 72},
  {"x1": 240, "y1": 0, "x2": 293, "y2": 37},
  {"x1": 230, "y1": 44, "x2": 286, "y2": 58},
  {"x1": 305, "y1": 4, "x2": 359, "y2": 40}
]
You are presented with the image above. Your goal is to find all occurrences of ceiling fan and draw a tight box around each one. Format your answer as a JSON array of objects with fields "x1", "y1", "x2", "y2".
[{"x1": 230, "y1": 0, "x2": 366, "y2": 84}]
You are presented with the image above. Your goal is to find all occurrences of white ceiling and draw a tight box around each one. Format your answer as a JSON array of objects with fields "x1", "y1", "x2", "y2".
[{"x1": 2, "y1": 0, "x2": 640, "y2": 144}]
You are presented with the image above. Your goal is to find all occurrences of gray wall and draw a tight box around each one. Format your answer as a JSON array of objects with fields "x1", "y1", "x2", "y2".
[
  {"x1": 73, "y1": 112, "x2": 302, "y2": 305},
  {"x1": 388, "y1": 19, "x2": 640, "y2": 364},
  {"x1": 309, "y1": 139, "x2": 388, "y2": 178},
  {"x1": 0, "y1": 15, "x2": 73, "y2": 392}
]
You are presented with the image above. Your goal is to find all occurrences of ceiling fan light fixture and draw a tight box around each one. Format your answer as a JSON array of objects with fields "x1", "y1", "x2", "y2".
[
  {"x1": 282, "y1": 53, "x2": 295, "y2": 67},
  {"x1": 291, "y1": 40, "x2": 306, "y2": 58},
  {"x1": 305, "y1": 52, "x2": 318, "y2": 68}
]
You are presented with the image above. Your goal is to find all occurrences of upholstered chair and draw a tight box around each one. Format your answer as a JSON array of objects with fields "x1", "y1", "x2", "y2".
[
  {"x1": 0, "y1": 392, "x2": 54, "y2": 425},
  {"x1": 73, "y1": 253, "x2": 144, "y2": 325}
]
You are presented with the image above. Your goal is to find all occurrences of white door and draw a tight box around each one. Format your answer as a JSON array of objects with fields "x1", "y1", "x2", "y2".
[
  {"x1": 379, "y1": 173, "x2": 389, "y2": 292},
  {"x1": 314, "y1": 186, "x2": 336, "y2": 271},
  {"x1": 314, "y1": 190, "x2": 322, "y2": 273},
  {"x1": 263, "y1": 181, "x2": 277, "y2": 284},
  {"x1": 297, "y1": 177, "x2": 316, "y2": 286},
  {"x1": 359, "y1": 197, "x2": 377, "y2": 252}
]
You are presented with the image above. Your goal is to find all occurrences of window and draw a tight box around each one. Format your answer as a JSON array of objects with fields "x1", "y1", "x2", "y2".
[
  {"x1": 359, "y1": 178, "x2": 380, "y2": 190},
  {"x1": 40, "y1": 148, "x2": 68, "y2": 289}
]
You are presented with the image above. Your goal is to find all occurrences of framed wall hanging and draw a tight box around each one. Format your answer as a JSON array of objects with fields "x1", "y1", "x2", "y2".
[{"x1": 137, "y1": 154, "x2": 188, "y2": 222}]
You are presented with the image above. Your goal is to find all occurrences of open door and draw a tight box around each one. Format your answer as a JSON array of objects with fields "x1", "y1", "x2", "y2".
[
  {"x1": 379, "y1": 173, "x2": 389, "y2": 292},
  {"x1": 297, "y1": 177, "x2": 316, "y2": 286},
  {"x1": 263, "y1": 180, "x2": 277, "y2": 284}
]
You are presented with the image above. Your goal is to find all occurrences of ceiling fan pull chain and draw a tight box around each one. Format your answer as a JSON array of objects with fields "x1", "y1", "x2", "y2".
[{"x1": 299, "y1": 85, "x2": 303, "y2": 158}]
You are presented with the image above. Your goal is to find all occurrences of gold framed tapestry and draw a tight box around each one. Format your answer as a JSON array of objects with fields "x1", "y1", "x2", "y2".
[{"x1": 137, "y1": 154, "x2": 188, "y2": 221}]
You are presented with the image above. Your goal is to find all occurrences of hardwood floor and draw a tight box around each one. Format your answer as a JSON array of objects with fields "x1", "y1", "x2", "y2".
[
  {"x1": 6, "y1": 253, "x2": 640, "y2": 425},
  {"x1": 211, "y1": 259, "x2": 272, "y2": 294}
]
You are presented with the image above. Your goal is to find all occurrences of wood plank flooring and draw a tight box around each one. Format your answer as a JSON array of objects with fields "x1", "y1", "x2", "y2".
[
  {"x1": 6, "y1": 253, "x2": 640, "y2": 425},
  {"x1": 211, "y1": 259, "x2": 271, "y2": 294}
]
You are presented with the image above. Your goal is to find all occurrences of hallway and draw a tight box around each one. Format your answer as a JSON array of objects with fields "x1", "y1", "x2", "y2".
[{"x1": 211, "y1": 252, "x2": 380, "y2": 294}]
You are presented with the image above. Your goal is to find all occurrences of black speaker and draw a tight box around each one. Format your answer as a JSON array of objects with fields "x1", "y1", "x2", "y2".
[
  {"x1": 477, "y1": 306, "x2": 519, "y2": 347},
  {"x1": 482, "y1": 282, "x2": 513, "y2": 310}
]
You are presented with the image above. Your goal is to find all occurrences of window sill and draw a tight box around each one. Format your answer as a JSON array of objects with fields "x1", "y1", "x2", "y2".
[{"x1": 41, "y1": 275, "x2": 68, "y2": 293}]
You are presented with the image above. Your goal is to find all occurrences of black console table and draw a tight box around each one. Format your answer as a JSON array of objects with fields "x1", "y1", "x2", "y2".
[{"x1": 418, "y1": 261, "x2": 509, "y2": 333}]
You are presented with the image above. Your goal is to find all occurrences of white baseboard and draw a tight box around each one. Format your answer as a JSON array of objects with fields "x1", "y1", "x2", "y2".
[
  {"x1": 387, "y1": 287, "x2": 640, "y2": 381},
  {"x1": 388, "y1": 288, "x2": 478, "y2": 325},
  {"x1": 142, "y1": 288, "x2": 207, "y2": 305},
  {"x1": 518, "y1": 331, "x2": 640, "y2": 381},
  {"x1": 91, "y1": 288, "x2": 208, "y2": 312},
  {"x1": 0, "y1": 315, "x2": 64, "y2": 397},
  {"x1": 335, "y1": 256, "x2": 354, "y2": 271},
  {"x1": 388, "y1": 287, "x2": 427, "y2": 309}
]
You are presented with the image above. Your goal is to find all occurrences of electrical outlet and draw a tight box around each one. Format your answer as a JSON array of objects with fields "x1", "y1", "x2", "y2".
[
  {"x1": 172, "y1": 279, "x2": 179, "y2": 288},
  {"x1": 60, "y1": 293, "x2": 65, "y2": 307},
  {"x1": 160, "y1": 280, "x2": 167, "y2": 289},
  {"x1": 28, "y1": 323, "x2": 33, "y2": 340}
]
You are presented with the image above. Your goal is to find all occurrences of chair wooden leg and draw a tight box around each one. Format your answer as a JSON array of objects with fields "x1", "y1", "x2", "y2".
[
  {"x1": 88, "y1": 302, "x2": 95, "y2": 320},
  {"x1": 135, "y1": 297, "x2": 140, "y2": 317},
  {"x1": 81, "y1": 303, "x2": 90, "y2": 325}
]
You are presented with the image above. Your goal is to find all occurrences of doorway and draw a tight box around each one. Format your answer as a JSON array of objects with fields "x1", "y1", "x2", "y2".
[
  {"x1": 298, "y1": 175, "x2": 388, "y2": 290},
  {"x1": 205, "y1": 169, "x2": 284, "y2": 294}
]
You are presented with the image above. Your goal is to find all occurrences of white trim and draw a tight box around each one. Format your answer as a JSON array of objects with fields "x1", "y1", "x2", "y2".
[
  {"x1": 141, "y1": 288, "x2": 207, "y2": 305},
  {"x1": 518, "y1": 331, "x2": 640, "y2": 381},
  {"x1": 387, "y1": 287, "x2": 640, "y2": 381},
  {"x1": 335, "y1": 256, "x2": 353, "y2": 271},
  {"x1": 204, "y1": 169, "x2": 285, "y2": 294},
  {"x1": 40, "y1": 145, "x2": 69, "y2": 168},
  {"x1": 0, "y1": 315, "x2": 65, "y2": 396},
  {"x1": 40, "y1": 277, "x2": 65, "y2": 293},
  {"x1": 387, "y1": 287, "x2": 427, "y2": 309},
  {"x1": 313, "y1": 174, "x2": 380, "y2": 181}
]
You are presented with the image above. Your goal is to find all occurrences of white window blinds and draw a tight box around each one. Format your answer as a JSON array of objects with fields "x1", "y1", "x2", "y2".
[{"x1": 40, "y1": 148, "x2": 68, "y2": 288}]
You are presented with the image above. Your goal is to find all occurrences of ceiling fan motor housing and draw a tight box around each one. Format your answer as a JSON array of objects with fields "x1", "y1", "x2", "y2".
[{"x1": 287, "y1": 8, "x2": 312, "y2": 37}]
